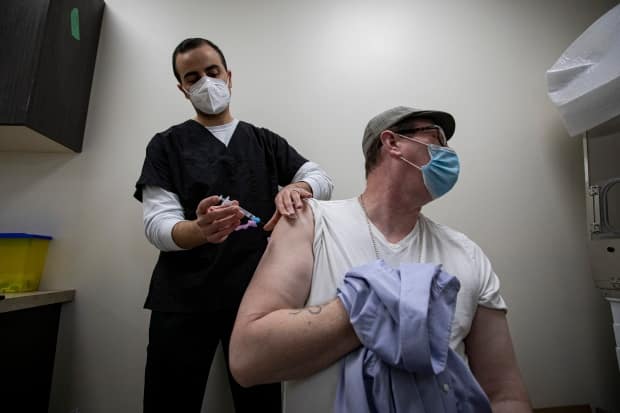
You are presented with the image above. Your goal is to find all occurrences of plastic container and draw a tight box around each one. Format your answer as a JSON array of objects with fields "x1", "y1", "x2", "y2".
[{"x1": 0, "y1": 233, "x2": 52, "y2": 293}]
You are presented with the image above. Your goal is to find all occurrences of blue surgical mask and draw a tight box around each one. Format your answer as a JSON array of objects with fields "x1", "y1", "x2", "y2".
[{"x1": 398, "y1": 135, "x2": 460, "y2": 199}]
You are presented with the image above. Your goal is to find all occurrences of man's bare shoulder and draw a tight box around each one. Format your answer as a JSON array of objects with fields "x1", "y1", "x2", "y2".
[{"x1": 274, "y1": 199, "x2": 315, "y2": 231}]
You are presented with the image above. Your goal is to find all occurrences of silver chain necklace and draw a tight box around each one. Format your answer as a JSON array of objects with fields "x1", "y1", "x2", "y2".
[
  {"x1": 358, "y1": 194, "x2": 423, "y2": 263},
  {"x1": 358, "y1": 194, "x2": 380, "y2": 260}
]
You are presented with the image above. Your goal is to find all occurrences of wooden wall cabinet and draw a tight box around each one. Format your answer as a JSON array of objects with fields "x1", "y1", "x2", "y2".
[{"x1": 0, "y1": 0, "x2": 105, "y2": 152}]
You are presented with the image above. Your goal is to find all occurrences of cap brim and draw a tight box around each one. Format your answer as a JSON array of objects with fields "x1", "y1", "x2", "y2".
[{"x1": 400, "y1": 110, "x2": 455, "y2": 140}]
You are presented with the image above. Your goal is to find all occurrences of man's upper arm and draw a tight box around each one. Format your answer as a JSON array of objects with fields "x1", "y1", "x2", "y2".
[
  {"x1": 237, "y1": 201, "x2": 315, "y2": 321},
  {"x1": 465, "y1": 306, "x2": 531, "y2": 411},
  {"x1": 231, "y1": 201, "x2": 361, "y2": 385}
]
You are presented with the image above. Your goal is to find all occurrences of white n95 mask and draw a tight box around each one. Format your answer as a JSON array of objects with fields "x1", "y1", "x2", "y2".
[{"x1": 187, "y1": 76, "x2": 230, "y2": 115}]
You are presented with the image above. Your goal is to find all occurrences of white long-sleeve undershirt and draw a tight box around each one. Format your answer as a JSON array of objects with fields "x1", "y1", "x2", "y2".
[{"x1": 141, "y1": 119, "x2": 333, "y2": 251}]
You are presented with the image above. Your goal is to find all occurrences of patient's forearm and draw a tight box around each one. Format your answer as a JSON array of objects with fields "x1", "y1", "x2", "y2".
[{"x1": 230, "y1": 299, "x2": 359, "y2": 387}]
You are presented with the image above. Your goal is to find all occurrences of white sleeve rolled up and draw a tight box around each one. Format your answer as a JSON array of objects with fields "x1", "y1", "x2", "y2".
[
  {"x1": 292, "y1": 161, "x2": 334, "y2": 200},
  {"x1": 142, "y1": 185, "x2": 186, "y2": 252}
]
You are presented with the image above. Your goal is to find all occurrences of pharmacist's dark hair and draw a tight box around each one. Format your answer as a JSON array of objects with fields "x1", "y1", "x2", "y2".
[{"x1": 172, "y1": 38, "x2": 227, "y2": 82}]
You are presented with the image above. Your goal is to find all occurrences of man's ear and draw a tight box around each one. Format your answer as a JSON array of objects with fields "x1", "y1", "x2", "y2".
[
  {"x1": 380, "y1": 130, "x2": 402, "y2": 157},
  {"x1": 177, "y1": 83, "x2": 190, "y2": 100},
  {"x1": 227, "y1": 70, "x2": 233, "y2": 90}
]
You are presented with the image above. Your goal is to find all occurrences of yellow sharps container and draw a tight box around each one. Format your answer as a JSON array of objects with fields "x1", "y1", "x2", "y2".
[{"x1": 0, "y1": 233, "x2": 53, "y2": 293}]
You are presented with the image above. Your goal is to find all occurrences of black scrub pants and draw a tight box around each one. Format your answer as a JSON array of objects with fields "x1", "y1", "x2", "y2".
[{"x1": 143, "y1": 309, "x2": 281, "y2": 413}]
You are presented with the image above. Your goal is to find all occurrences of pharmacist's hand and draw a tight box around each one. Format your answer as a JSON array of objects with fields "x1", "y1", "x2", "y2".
[
  {"x1": 263, "y1": 184, "x2": 312, "y2": 231},
  {"x1": 196, "y1": 195, "x2": 244, "y2": 243}
]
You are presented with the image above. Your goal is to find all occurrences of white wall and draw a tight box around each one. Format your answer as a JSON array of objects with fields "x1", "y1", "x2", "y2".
[{"x1": 1, "y1": 0, "x2": 619, "y2": 411}]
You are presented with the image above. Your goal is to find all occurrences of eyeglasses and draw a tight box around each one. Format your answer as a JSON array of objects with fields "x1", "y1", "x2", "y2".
[{"x1": 395, "y1": 125, "x2": 447, "y2": 147}]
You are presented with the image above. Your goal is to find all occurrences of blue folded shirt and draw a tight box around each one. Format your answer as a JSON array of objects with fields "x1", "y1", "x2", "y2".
[{"x1": 336, "y1": 260, "x2": 492, "y2": 413}]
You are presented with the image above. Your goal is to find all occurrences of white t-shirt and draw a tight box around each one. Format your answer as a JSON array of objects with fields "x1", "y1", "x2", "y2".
[{"x1": 283, "y1": 197, "x2": 507, "y2": 413}]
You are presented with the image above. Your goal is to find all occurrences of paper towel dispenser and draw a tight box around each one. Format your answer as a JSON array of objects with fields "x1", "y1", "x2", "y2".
[{"x1": 0, "y1": 0, "x2": 105, "y2": 153}]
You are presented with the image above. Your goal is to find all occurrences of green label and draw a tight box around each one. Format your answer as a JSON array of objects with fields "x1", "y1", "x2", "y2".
[{"x1": 71, "y1": 8, "x2": 80, "y2": 40}]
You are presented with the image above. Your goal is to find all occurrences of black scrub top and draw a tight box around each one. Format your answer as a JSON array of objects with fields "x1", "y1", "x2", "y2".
[{"x1": 134, "y1": 120, "x2": 307, "y2": 312}]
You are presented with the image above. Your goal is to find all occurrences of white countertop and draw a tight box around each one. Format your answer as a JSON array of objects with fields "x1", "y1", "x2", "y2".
[{"x1": 0, "y1": 290, "x2": 75, "y2": 313}]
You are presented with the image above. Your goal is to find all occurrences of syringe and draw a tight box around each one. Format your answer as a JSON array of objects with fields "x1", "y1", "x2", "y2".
[{"x1": 218, "y1": 195, "x2": 262, "y2": 224}]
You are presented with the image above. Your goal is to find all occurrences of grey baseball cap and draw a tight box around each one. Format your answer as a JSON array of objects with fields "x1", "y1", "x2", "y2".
[{"x1": 362, "y1": 106, "x2": 456, "y2": 158}]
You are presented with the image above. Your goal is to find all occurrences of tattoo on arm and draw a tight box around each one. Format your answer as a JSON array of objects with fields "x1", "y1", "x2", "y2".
[
  {"x1": 307, "y1": 305, "x2": 323, "y2": 314},
  {"x1": 289, "y1": 305, "x2": 323, "y2": 315}
]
